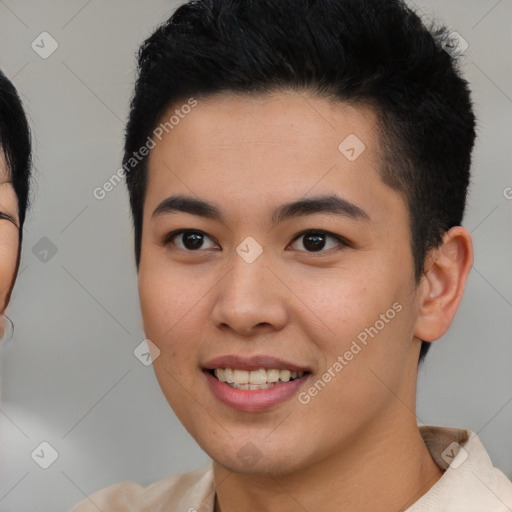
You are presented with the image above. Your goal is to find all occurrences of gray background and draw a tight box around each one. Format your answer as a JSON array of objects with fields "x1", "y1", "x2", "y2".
[{"x1": 0, "y1": 0, "x2": 510, "y2": 510}]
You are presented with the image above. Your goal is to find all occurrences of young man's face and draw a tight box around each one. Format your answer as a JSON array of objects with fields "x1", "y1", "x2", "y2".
[{"x1": 138, "y1": 92, "x2": 425, "y2": 475}]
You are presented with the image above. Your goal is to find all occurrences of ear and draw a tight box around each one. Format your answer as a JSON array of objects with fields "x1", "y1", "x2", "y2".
[{"x1": 414, "y1": 226, "x2": 473, "y2": 342}]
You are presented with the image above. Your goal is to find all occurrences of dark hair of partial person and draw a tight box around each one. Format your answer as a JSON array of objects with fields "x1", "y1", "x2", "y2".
[
  {"x1": 0, "y1": 69, "x2": 32, "y2": 250},
  {"x1": 122, "y1": 0, "x2": 476, "y2": 364}
]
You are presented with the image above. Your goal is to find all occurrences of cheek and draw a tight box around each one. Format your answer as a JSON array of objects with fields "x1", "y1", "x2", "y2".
[
  {"x1": 138, "y1": 256, "x2": 209, "y2": 361},
  {"x1": 138, "y1": 262, "x2": 215, "y2": 429},
  {"x1": 295, "y1": 264, "x2": 412, "y2": 384},
  {"x1": 0, "y1": 226, "x2": 19, "y2": 311},
  {"x1": 289, "y1": 264, "x2": 389, "y2": 341}
]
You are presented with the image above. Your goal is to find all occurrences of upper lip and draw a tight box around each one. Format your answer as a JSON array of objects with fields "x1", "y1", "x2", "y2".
[{"x1": 203, "y1": 355, "x2": 311, "y2": 372}]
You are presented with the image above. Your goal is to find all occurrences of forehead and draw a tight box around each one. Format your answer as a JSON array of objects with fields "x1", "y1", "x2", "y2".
[
  {"x1": 144, "y1": 91, "x2": 405, "y2": 226},
  {"x1": 157, "y1": 91, "x2": 379, "y2": 156}
]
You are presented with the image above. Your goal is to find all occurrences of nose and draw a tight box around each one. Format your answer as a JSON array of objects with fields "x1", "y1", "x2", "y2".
[{"x1": 210, "y1": 250, "x2": 289, "y2": 337}]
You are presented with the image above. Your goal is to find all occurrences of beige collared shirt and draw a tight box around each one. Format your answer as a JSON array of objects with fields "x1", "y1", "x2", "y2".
[{"x1": 72, "y1": 426, "x2": 512, "y2": 512}]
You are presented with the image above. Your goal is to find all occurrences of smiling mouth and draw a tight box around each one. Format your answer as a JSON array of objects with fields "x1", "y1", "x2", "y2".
[{"x1": 207, "y1": 368, "x2": 309, "y2": 390}]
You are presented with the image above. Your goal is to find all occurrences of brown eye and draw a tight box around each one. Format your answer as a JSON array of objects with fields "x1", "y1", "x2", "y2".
[
  {"x1": 165, "y1": 230, "x2": 218, "y2": 251},
  {"x1": 290, "y1": 230, "x2": 347, "y2": 253}
]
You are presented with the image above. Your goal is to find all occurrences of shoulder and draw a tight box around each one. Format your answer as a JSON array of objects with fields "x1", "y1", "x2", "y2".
[{"x1": 71, "y1": 465, "x2": 215, "y2": 512}]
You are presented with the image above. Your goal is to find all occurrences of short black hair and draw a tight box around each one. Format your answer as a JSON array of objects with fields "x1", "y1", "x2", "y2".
[
  {"x1": 0, "y1": 68, "x2": 32, "y2": 266},
  {"x1": 123, "y1": 0, "x2": 476, "y2": 363}
]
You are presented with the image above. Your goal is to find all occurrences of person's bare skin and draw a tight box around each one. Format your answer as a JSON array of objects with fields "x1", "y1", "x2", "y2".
[
  {"x1": 0, "y1": 153, "x2": 21, "y2": 333},
  {"x1": 138, "y1": 91, "x2": 472, "y2": 511}
]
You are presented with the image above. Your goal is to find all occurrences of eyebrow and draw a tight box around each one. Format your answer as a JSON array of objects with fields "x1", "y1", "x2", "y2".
[{"x1": 152, "y1": 194, "x2": 370, "y2": 224}]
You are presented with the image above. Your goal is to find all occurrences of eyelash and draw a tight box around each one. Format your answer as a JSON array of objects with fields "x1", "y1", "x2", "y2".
[{"x1": 162, "y1": 229, "x2": 350, "y2": 254}]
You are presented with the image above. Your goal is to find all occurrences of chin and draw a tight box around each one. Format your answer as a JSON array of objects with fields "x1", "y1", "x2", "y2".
[{"x1": 195, "y1": 429, "x2": 309, "y2": 476}]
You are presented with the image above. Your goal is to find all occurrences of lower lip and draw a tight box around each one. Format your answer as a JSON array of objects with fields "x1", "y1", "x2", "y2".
[{"x1": 204, "y1": 371, "x2": 309, "y2": 412}]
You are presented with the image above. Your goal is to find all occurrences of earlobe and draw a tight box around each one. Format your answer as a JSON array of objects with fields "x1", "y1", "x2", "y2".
[{"x1": 414, "y1": 226, "x2": 474, "y2": 342}]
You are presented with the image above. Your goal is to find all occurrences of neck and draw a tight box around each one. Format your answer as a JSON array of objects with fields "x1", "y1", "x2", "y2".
[{"x1": 213, "y1": 414, "x2": 443, "y2": 512}]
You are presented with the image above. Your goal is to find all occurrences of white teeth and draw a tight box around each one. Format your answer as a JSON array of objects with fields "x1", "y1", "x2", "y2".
[
  {"x1": 279, "y1": 370, "x2": 291, "y2": 382},
  {"x1": 266, "y1": 369, "x2": 280, "y2": 382},
  {"x1": 233, "y1": 369, "x2": 249, "y2": 384},
  {"x1": 249, "y1": 369, "x2": 267, "y2": 385},
  {"x1": 212, "y1": 367, "x2": 305, "y2": 388},
  {"x1": 230, "y1": 383, "x2": 276, "y2": 390}
]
